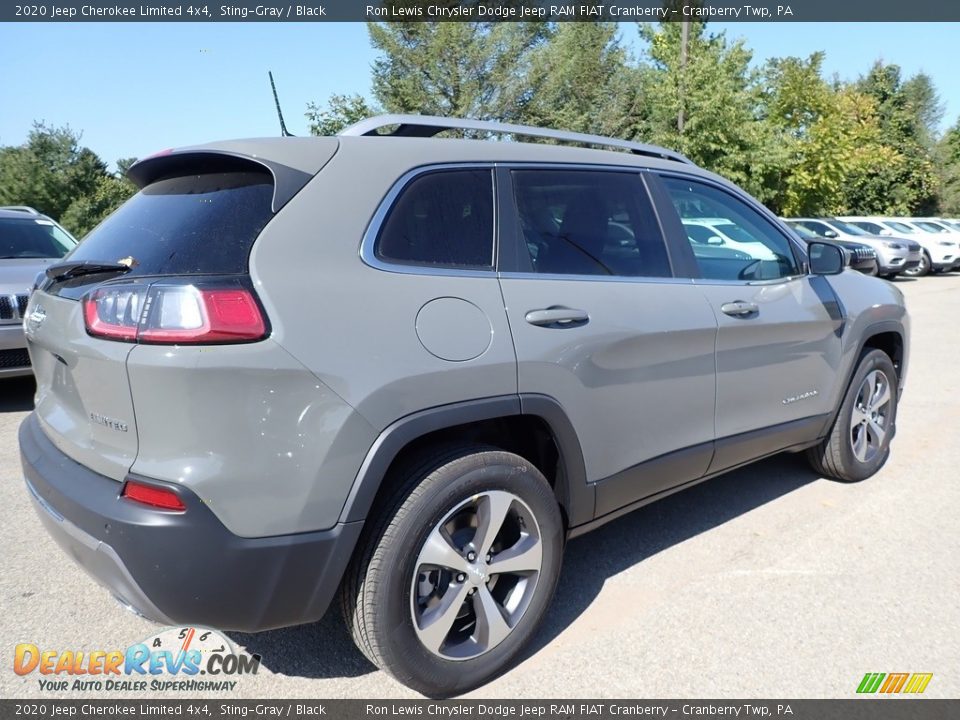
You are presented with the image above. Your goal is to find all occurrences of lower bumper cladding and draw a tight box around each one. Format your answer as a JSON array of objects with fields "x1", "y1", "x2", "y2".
[{"x1": 19, "y1": 413, "x2": 363, "y2": 632}]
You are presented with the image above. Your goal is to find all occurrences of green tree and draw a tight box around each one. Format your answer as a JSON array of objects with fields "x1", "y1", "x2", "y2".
[
  {"x1": 306, "y1": 93, "x2": 376, "y2": 136},
  {"x1": 761, "y1": 53, "x2": 902, "y2": 215},
  {"x1": 634, "y1": 21, "x2": 774, "y2": 201},
  {"x1": 366, "y1": 17, "x2": 547, "y2": 121},
  {"x1": 59, "y1": 166, "x2": 137, "y2": 239},
  {"x1": 854, "y1": 62, "x2": 940, "y2": 213},
  {"x1": 937, "y1": 121, "x2": 960, "y2": 214},
  {"x1": 518, "y1": 22, "x2": 636, "y2": 138},
  {"x1": 0, "y1": 123, "x2": 105, "y2": 221}
]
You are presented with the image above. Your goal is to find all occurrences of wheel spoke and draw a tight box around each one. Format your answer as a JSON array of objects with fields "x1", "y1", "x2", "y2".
[
  {"x1": 850, "y1": 407, "x2": 868, "y2": 430},
  {"x1": 418, "y1": 526, "x2": 470, "y2": 573},
  {"x1": 852, "y1": 427, "x2": 868, "y2": 462},
  {"x1": 488, "y1": 534, "x2": 542, "y2": 576},
  {"x1": 870, "y1": 381, "x2": 891, "y2": 411},
  {"x1": 473, "y1": 585, "x2": 512, "y2": 650},
  {"x1": 474, "y1": 492, "x2": 514, "y2": 559},
  {"x1": 868, "y1": 419, "x2": 886, "y2": 446},
  {"x1": 416, "y1": 582, "x2": 470, "y2": 654}
]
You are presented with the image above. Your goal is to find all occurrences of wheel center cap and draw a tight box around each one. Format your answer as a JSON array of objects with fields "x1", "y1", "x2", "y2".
[{"x1": 467, "y1": 564, "x2": 488, "y2": 585}]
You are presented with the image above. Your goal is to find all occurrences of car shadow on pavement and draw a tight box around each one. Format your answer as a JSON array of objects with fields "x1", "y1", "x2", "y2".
[
  {"x1": 1, "y1": 377, "x2": 35, "y2": 413},
  {"x1": 232, "y1": 452, "x2": 820, "y2": 682}
]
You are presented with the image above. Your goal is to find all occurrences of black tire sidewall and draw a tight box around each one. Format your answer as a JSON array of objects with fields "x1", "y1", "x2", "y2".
[
  {"x1": 835, "y1": 349, "x2": 899, "y2": 480},
  {"x1": 371, "y1": 452, "x2": 564, "y2": 697}
]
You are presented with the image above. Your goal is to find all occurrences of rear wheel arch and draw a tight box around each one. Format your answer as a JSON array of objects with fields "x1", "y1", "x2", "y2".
[{"x1": 339, "y1": 394, "x2": 593, "y2": 532}]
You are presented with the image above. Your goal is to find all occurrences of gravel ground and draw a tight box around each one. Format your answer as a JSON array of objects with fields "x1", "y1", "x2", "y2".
[{"x1": 1, "y1": 274, "x2": 958, "y2": 700}]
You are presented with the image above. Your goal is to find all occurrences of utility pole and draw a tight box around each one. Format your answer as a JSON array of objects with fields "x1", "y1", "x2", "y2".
[{"x1": 678, "y1": 16, "x2": 689, "y2": 135}]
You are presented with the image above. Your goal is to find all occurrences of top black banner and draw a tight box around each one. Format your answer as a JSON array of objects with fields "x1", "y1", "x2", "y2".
[{"x1": 5, "y1": 0, "x2": 960, "y2": 23}]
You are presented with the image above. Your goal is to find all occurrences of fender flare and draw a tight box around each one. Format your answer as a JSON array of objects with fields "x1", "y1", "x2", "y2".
[
  {"x1": 818, "y1": 319, "x2": 907, "y2": 438},
  {"x1": 337, "y1": 394, "x2": 594, "y2": 529}
]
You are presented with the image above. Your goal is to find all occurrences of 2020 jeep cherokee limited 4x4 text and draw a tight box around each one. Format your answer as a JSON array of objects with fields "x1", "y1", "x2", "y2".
[{"x1": 20, "y1": 116, "x2": 908, "y2": 697}]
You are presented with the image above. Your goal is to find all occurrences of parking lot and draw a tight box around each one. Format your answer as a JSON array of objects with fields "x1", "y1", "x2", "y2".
[{"x1": 2, "y1": 274, "x2": 958, "y2": 700}]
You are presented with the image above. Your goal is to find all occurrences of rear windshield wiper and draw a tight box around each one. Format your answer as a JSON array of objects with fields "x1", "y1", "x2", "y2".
[{"x1": 45, "y1": 260, "x2": 133, "y2": 282}]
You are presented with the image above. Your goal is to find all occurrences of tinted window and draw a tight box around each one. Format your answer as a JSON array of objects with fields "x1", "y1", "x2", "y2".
[
  {"x1": 511, "y1": 170, "x2": 671, "y2": 277},
  {"x1": 0, "y1": 218, "x2": 76, "y2": 259},
  {"x1": 376, "y1": 170, "x2": 494, "y2": 268},
  {"x1": 849, "y1": 221, "x2": 885, "y2": 235},
  {"x1": 792, "y1": 220, "x2": 833, "y2": 237},
  {"x1": 828, "y1": 219, "x2": 868, "y2": 236},
  {"x1": 662, "y1": 176, "x2": 799, "y2": 281},
  {"x1": 885, "y1": 221, "x2": 916, "y2": 233},
  {"x1": 914, "y1": 221, "x2": 947, "y2": 233},
  {"x1": 63, "y1": 171, "x2": 274, "y2": 277}
]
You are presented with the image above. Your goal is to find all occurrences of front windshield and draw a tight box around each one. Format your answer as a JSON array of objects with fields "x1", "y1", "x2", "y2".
[
  {"x1": 914, "y1": 221, "x2": 947, "y2": 233},
  {"x1": 828, "y1": 219, "x2": 869, "y2": 236},
  {"x1": 0, "y1": 218, "x2": 77, "y2": 259},
  {"x1": 885, "y1": 221, "x2": 916, "y2": 234}
]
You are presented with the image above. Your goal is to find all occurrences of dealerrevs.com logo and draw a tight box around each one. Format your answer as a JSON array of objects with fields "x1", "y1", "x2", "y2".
[{"x1": 13, "y1": 627, "x2": 260, "y2": 692}]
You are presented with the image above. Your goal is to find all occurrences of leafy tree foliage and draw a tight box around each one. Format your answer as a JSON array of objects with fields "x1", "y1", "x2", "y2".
[
  {"x1": 367, "y1": 19, "x2": 547, "y2": 121},
  {"x1": 0, "y1": 124, "x2": 136, "y2": 237},
  {"x1": 518, "y1": 22, "x2": 638, "y2": 138},
  {"x1": 306, "y1": 93, "x2": 376, "y2": 136},
  {"x1": 0, "y1": 123, "x2": 105, "y2": 221}
]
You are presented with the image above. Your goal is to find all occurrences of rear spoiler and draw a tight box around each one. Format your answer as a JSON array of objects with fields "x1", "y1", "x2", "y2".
[{"x1": 127, "y1": 141, "x2": 337, "y2": 214}]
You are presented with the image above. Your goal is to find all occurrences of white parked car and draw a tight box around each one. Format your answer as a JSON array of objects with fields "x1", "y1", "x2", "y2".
[
  {"x1": 839, "y1": 217, "x2": 960, "y2": 277},
  {"x1": 682, "y1": 218, "x2": 777, "y2": 260}
]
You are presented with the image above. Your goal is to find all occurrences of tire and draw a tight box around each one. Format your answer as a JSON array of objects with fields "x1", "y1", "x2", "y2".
[
  {"x1": 806, "y1": 349, "x2": 898, "y2": 482},
  {"x1": 339, "y1": 444, "x2": 564, "y2": 697},
  {"x1": 903, "y1": 251, "x2": 931, "y2": 277}
]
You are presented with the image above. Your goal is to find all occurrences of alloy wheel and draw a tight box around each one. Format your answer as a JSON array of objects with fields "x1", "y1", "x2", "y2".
[
  {"x1": 410, "y1": 490, "x2": 543, "y2": 660},
  {"x1": 849, "y1": 369, "x2": 892, "y2": 463}
]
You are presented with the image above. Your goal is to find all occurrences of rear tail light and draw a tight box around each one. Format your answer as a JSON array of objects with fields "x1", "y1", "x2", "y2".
[
  {"x1": 121, "y1": 480, "x2": 186, "y2": 511},
  {"x1": 83, "y1": 278, "x2": 267, "y2": 344}
]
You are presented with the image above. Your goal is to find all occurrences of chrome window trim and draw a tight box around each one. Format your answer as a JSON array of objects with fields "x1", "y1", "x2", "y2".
[{"x1": 360, "y1": 163, "x2": 498, "y2": 278}]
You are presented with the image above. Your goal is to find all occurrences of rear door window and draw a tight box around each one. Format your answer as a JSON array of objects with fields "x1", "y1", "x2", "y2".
[
  {"x1": 375, "y1": 169, "x2": 495, "y2": 269},
  {"x1": 510, "y1": 169, "x2": 672, "y2": 278}
]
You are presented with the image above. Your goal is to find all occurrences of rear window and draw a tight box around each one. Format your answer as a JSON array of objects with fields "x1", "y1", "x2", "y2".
[
  {"x1": 63, "y1": 171, "x2": 274, "y2": 277},
  {"x1": 0, "y1": 218, "x2": 76, "y2": 259}
]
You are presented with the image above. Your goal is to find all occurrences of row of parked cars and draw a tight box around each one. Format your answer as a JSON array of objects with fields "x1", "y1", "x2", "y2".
[{"x1": 783, "y1": 216, "x2": 960, "y2": 279}]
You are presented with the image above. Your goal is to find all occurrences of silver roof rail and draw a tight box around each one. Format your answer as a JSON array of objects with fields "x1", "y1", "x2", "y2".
[
  {"x1": 339, "y1": 114, "x2": 692, "y2": 164},
  {"x1": 0, "y1": 205, "x2": 41, "y2": 215}
]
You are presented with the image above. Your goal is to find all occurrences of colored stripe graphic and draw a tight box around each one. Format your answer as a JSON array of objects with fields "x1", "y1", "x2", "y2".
[
  {"x1": 903, "y1": 673, "x2": 933, "y2": 694},
  {"x1": 857, "y1": 673, "x2": 885, "y2": 693},
  {"x1": 857, "y1": 672, "x2": 933, "y2": 694}
]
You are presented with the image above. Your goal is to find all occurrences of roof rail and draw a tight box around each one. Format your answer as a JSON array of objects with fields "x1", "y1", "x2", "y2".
[
  {"x1": 0, "y1": 205, "x2": 41, "y2": 215},
  {"x1": 339, "y1": 114, "x2": 692, "y2": 164}
]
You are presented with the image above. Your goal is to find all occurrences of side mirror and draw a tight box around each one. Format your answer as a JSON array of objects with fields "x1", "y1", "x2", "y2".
[
  {"x1": 808, "y1": 241, "x2": 845, "y2": 275},
  {"x1": 822, "y1": 229, "x2": 838, "y2": 238},
  {"x1": 707, "y1": 235, "x2": 724, "y2": 245}
]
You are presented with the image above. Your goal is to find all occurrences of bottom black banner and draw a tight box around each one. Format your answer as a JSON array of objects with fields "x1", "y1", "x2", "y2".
[{"x1": 0, "y1": 700, "x2": 956, "y2": 720}]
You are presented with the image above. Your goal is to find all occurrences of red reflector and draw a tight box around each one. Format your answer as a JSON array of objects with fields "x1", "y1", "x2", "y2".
[{"x1": 122, "y1": 481, "x2": 186, "y2": 511}]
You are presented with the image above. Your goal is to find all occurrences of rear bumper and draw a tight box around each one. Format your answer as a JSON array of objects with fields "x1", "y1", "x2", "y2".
[{"x1": 19, "y1": 412, "x2": 363, "y2": 632}]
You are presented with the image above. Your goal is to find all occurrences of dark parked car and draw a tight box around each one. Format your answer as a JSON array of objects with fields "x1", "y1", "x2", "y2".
[{"x1": 785, "y1": 221, "x2": 879, "y2": 276}]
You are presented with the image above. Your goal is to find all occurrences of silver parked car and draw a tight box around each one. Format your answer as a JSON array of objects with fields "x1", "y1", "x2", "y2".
[
  {"x1": 784, "y1": 217, "x2": 921, "y2": 279},
  {"x1": 0, "y1": 206, "x2": 78, "y2": 377},
  {"x1": 20, "y1": 116, "x2": 909, "y2": 696}
]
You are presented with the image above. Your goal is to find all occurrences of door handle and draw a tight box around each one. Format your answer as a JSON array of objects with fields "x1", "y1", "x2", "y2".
[
  {"x1": 720, "y1": 301, "x2": 759, "y2": 317},
  {"x1": 525, "y1": 307, "x2": 590, "y2": 327}
]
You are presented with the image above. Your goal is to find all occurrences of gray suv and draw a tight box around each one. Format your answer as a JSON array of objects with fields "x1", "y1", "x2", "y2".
[
  {"x1": 0, "y1": 206, "x2": 78, "y2": 377},
  {"x1": 19, "y1": 116, "x2": 909, "y2": 697}
]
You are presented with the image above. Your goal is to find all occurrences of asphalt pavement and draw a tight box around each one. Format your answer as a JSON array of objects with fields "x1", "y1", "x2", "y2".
[{"x1": 2, "y1": 274, "x2": 958, "y2": 700}]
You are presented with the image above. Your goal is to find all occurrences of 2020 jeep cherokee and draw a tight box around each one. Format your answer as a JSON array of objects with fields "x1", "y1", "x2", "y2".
[{"x1": 20, "y1": 115, "x2": 908, "y2": 696}]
